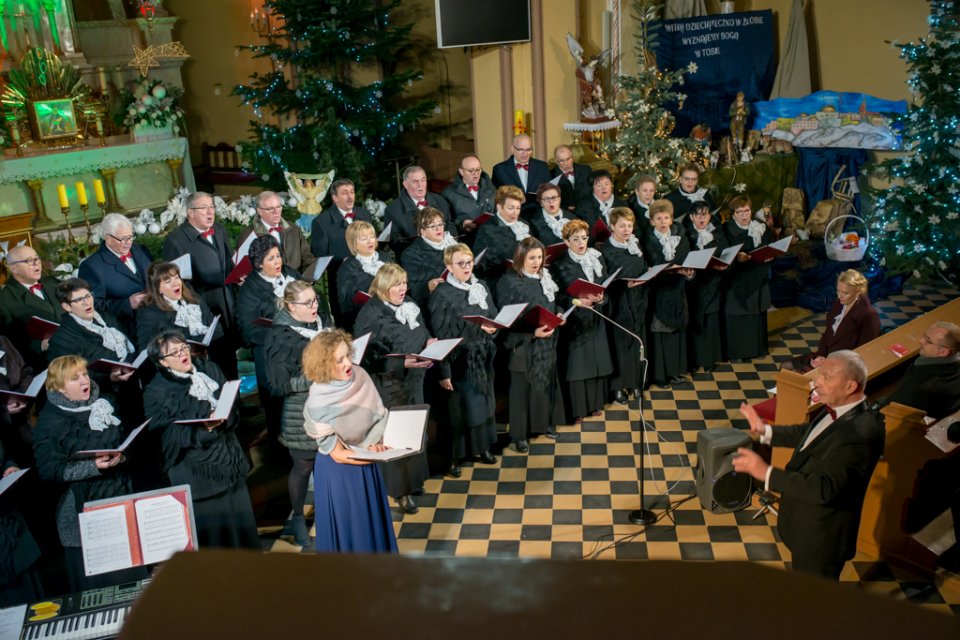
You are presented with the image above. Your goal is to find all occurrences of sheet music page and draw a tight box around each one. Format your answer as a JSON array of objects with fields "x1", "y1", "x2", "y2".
[
  {"x1": 79, "y1": 505, "x2": 133, "y2": 576},
  {"x1": 212, "y1": 380, "x2": 241, "y2": 420},
  {"x1": 308, "y1": 255, "x2": 334, "y2": 282},
  {"x1": 492, "y1": 303, "x2": 528, "y2": 327},
  {"x1": 234, "y1": 232, "x2": 256, "y2": 263},
  {"x1": 0, "y1": 604, "x2": 26, "y2": 640},
  {"x1": 601, "y1": 267, "x2": 623, "y2": 288},
  {"x1": 135, "y1": 495, "x2": 191, "y2": 565},
  {"x1": 378, "y1": 222, "x2": 393, "y2": 242},
  {"x1": 382, "y1": 407, "x2": 429, "y2": 450},
  {"x1": 171, "y1": 253, "x2": 193, "y2": 280},
  {"x1": 683, "y1": 248, "x2": 716, "y2": 269},
  {"x1": 717, "y1": 244, "x2": 743, "y2": 264},
  {"x1": 634, "y1": 263, "x2": 670, "y2": 282},
  {"x1": 925, "y1": 415, "x2": 960, "y2": 454},
  {"x1": 0, "y1": 467, "x2": 29, "y2": 497},
  {"x1": 24, "y1": 370, "x2": 48, "y2": 397},
  {"x1": 199, "y1": 316, "x2": 220, "y2": 346},
  {"x1": 352, "y1": 332, "x2": 372, "y2": 364},
  {"x1": 417, "y1": 338, "x2": 462, "y2": 361}
]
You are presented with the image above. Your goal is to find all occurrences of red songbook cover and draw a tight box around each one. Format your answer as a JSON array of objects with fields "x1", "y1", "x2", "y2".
[
  {"x1": 523, "y1": 304, "x2": 565, "y2": 330},
  {"x1": 889, "y1": 343, "x2": 910, "y2": 358},
  {"x1": 27, "y1": 315, "x2": 60, "y2": 341},
  {"x1": 252, "y1": 317, "x2": 274, "y2": 328},
  {"x1": 591, "y1": 218, "x2": 611, "y2": 244},
  {"x1": 352, "y1": 290, "x2": 372, "y2": 307},
  {"x1": 225, "y1": 255, "x2": 252, "y2": 285},
  {"x1": 748, "y1": 235, "x2": 792, "y2": 263},
  {"x1": 544, "y1": 242, "x2": 568, "y2": 264},
  {"x1": 473, "y1": 212, "x2": 493, "y2": 227}
]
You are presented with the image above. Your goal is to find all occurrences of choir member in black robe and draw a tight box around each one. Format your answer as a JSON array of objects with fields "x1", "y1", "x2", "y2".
[
  {"x1": 627, "y1": 174, "x2": 658, "y2": 240},
  {"x1": 496, "y1": 238, "x2": 564, "y2": 452},
  {"x1": 428, "y1": 244, "x2": 499, "y2": 475},
  {"x1": 33, "y1": 356, "x2": 143, "y2": 590},
  {"x1": 529, "y1": 182, "x2": 575, "y2": 248},
  {"x1": 0, "y1": 439, "x2": 41, "y2": 607},
  {"x1": 599, "y1": 208, "x2": 649, "y2": 401},
  {"x1": 0, "y1": 244, "x2": 64, "y2": 371},
  {"x1": 236, "y1": 235, "x2": 300, "y2": 440},
  {"x1": 264, "y1": 281, "x2": 332, "y2": 547},
  {"x1": 643, "y1": 200, "x2": 695, "y2": 387},
  {"x1": 685, "y1": 203, "x2": 730, "y2": 373},
  {"x1": 552, "y1": 219, "x2": 613, "y2": 422},
  {"x1": 665, "y1": 162, "x2": 715, "y2": 223},
  {"x1": 143, "y1": 331, "x2": 258, "y2": 549},
  {"x1": 336, "y1": 221, "x2": 395, "y2": 331},
  {"x1": 575, "y1": 170, "x2": 628, "y2": 243},
  {"x1": 723, "y1": 196, "x2": 774, "y2": 362},
  {"x1": 355, "y1": 264, "x2": 450, "y2": 512},
  {"x1": 0, "y1": 337, "x2": 36, "y2": 467},
  {"x1": 473, "y1": 185, "x2": 531, "y2": 297},
  {"x1": 400, "y1": 207, "x2": 457, "y2": 309},
  {"x1": 48, "y1": 278, "x2": 142, "y2": 422}
]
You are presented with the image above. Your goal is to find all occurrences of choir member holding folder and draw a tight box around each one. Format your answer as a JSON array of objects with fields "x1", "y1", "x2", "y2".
[
  {"x1": 552, "y1": 219, "x2": 613, "y2": 423},
  {"x1": 530, "y1": 182, "x2": 574, "y2": 247},
  {"x1": 723, "y1": 196, "x2": 774, "y2": 362},
  {"x1": 48, "y1": 278, "x2": 143, "y2": 422},
  {"x1": 599, "y1": 208, "x2": 649, "y2": 402},
  {"x1": 0, "y1": 244, "x2": 64, "y2": 371},
  {"x1": 473, "y1": 185, "x2": 531, "y2": 291},
  {"x1": 336, "y1": 220, "x2": 394, "y2": 331},
  {"x1": 264, "y1": 281, "x2": 332, "y2": 546},
  {"x1": 685, "y1": 202, "x2": 730, "y2": 373},
  {"x1": 401, "y1": 207, "x2": 458, "y2": 309},
  {"x1": 0, "y1": 337, "x2": 36, "y2": 467},
  {"x1": 143, "y1": 330, "x2": 258, "y2": 550},
  {"x1": 33, "y1": 355, "x2": 143, "y2": 589},
  {"x1": 301, "y1": 329, "x2": 398, "y2": 553},
  {"x1": 355, "y1": 265, "x2": 448, "y2": 513},
  {"x1": 496, "y1": 238, "x2": 565, "y2": 452},
  {"x1": 429, "y1": 244, "x2": 500, "y2": 475},
  {"x1": 0, "y1": 438, "x2": 41, "y2": 607},
  {"x1": 642, "y1": 201, "x2": 695, "y2": 388}
]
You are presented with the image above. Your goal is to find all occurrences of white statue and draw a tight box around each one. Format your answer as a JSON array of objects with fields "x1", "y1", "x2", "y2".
[{"x1": 565, "y1": 32, "x2": 612, "y2": 122}]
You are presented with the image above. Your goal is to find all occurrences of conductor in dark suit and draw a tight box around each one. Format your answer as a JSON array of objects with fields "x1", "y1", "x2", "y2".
[
  {"x1": 237, "y1": 191, "x2": 317, "y2": 276},
  {"x1": 734, "y1": 350, "x2": 885, "y2": 580},
  {"x1": 551, "y1": 144, "x2": 592, "y2": 213},
  {"x1": 161, "y1": 192, "x2": 238, "y2": 377},
  {"x1": 78, "y1": 213, "x2": 152, "y2": 335},
  {"x1": 383, "y1": 166, "x2": 452, "y2": 247},
  {"x1": 0, "y1": 245, "x2": 63, "y2": 370},
  {"x1": 441, "y1": 155, "x2": 496, "y2": 234},
  {"x1": 492, "y1": 134, "x2": 551, "y2": 200}
]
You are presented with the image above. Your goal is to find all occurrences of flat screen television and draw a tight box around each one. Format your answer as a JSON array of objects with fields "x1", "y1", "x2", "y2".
[{"x1": 435, "y1": 0, "x2": 531, "y2": 48}]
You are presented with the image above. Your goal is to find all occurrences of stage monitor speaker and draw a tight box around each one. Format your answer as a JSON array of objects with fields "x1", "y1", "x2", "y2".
[{"x1": 695, "y1": 428, "x2": 753, "y2": 514}]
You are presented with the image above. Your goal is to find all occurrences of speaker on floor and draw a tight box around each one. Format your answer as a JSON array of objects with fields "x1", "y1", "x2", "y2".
[{"x1": 695, "y1": 428, "x2": 753, "y2": 514}]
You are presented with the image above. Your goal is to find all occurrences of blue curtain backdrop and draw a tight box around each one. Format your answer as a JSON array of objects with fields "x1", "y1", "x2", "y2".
[{"x1": 795, "y1": 147, "x2": 868, "y2": 215}]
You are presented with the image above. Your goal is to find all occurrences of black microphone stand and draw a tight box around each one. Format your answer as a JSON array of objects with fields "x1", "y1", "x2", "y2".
[{"x1": 573, "y1": 299, "x2": 656, "y2": 525}]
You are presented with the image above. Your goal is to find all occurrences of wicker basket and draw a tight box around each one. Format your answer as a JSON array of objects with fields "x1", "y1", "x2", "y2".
[{"x1": 824, "y1": 214, "x2": 869, "y2": 262}]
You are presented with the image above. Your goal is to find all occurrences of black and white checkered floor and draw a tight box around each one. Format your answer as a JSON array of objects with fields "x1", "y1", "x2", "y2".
[{"x1": 257, "y1": 281, "x2": 960, "y2": 616}]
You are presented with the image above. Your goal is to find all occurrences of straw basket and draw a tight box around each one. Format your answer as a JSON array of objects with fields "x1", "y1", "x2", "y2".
[{"x1": 824, "y1": 215, "x2": 869, "y2": 262}]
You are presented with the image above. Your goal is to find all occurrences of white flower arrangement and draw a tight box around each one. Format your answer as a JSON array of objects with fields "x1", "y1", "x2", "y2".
[
  {"x1": 53, "y1": 263, "x2": 78, "y2": 281},
  {"x1": 123, "y1": 78, "x2": 185, "y2": 133},
  {"x1": 364, "y1": 197, "x2": 387, "y2": 221},
  {"x1": 220, "y1": 194, "x2": 258, "y2": 227}
]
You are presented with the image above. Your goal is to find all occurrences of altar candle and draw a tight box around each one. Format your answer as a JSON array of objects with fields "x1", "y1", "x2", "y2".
[
  {"x1": 93, "y1": 179, "x2": 106, "y2": 205},
  {"x1": 9, "y1": 126, "x2": 19, "y2": 143},
  {"x1": 514, "y1": 110, "x2": 525, "y2": 135},
  {"x1": 57, "y1": 184, "x2": 69, "y2": 208},
  {"x1": 75, "y1": 182, "x2": 88, "y2": 206},
  {"x1": 95, "y1": 116, "x2": 104, "y2": 137},
  {"x1": 98, "y1": 67, "x2": 108, "y2": 93}
]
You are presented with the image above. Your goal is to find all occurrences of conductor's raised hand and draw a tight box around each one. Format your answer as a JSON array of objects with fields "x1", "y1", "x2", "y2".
[{"x1": 739, "y1": 402, "x2": 766, "y2": 436}]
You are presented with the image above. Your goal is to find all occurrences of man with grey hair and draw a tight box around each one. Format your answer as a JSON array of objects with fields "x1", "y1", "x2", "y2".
[
  {"x1": 886, "y1": 321, "x2": 960, "y2": 420},
  {"x1": 236, "y1": 190, "x2": 316, "y2": 275},
  {"x1": 734, "y1": 349, "x2": 884, "y2": 580},
  {"x1": 0, "y1": 244, "x2": 63, "y2": 369},
  {"x1": 383, "y1": 165, "x2": 452, "y2": 250},
  {"x1": 78, "y1": 212, "x2": 151, "y2": 334}
]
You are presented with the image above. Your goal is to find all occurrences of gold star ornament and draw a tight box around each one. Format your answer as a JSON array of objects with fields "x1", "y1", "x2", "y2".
[{"x1": 127, "y1": 42, "x2": 190, "y2": 78}]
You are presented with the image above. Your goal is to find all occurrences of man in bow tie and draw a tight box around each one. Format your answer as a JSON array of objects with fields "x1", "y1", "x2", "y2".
[
  {"x1": 551, "y1": 144, "x2": 592, "y2": 212},
  {"x1": 238, "y1": 191, "x2": 316, "y2": 275},
  {"x1": 441, "y1": 154, "x2": 496, "y2": 234},
  {"x1": 383, "y1": 166, "x2": 453, "y2": 250},
  {"x1": 492, "y1": 134, "x2": 551, "y2": 213},
  {"x1": 0, "y1": 244, "x2": 64, "y2": 369},
  {"x1": 733, "y1": 350, "x2": 884, "y2": 580},
  {"x1": 78, "y1": 213, "x2": 152, "y2": 336}
]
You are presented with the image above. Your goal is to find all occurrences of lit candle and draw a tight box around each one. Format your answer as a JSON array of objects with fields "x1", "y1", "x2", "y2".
[
  {"x1": 10, "y1": 126, "x2": 20, "y2": 143},
  {"x1": 514, "y1": 110, "x2": 525, "y2": 135},
  {"x1": 75, "y1": 182, "x2": 88, "y2": 206},
  {"x1": 57, "y1": 184, "x2": 69, "y2": 209},
  {"x1": 93, "y1": 179, "x2": 106, "y2": 205},
  {"x1": 98, "y1": 67, "x2": 108, "y2": 93},
  {"x1": 95, "y1": 116, "x2": 104, "y2": 136}
]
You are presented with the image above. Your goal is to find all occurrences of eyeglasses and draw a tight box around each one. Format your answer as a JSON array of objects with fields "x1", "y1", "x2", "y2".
[
  {"x1": 257, "y1": 205, "x2": 282, "y2": 212},
  {"x1": 734, "y1": 208, "x2": 752, "y2": 215},
  {"x1": 290, "y1": 297, "x2": 319, "y2": 307},
  {"x1": 160, "y1": 344, "x2": 190, "y2": 360},
  {"x1": 513, "y1": 146, "x2": 532, "y2": 153},
  {"x1": 680, "y1": 176, "x2": 699, "y2": 183},
  {"x1": 568, "y1": 235, "x2": 589, "y2": 242},
  {"x1": 453, "y1": 259, "x2": 474, "y2": 268},
  {"x1": 188, "y1": 204, "x2": 214, "y2": 211},
  {"x1": 10, "y1": 256, "x2": 41, "y2": 266},
  {"x1": 461, "y1": 167, "x2": 482, "y2": 173},
  {"x1": 108, "y1": 233, "x2": 135, "y2": 243},
  {"x1": 921, "y1": 334, "x2": 947, "y2": 348},
  {"x1": 68, "y1": 293, "x2": 94, "y2": 305},
  {"x1": 423, "y1": 223, "x2": 445, "y2": 231},
  {"x1": 541, "y1": 195, "x2": 561, "y2": 203}
]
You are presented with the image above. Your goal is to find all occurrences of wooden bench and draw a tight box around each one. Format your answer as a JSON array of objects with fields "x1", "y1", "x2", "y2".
[{"x1": 194, "y1": 142, "x2": 259, "y2": 191}]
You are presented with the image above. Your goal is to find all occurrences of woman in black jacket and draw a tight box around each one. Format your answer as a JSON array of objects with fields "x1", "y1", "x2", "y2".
[
  {"x1": 496, "y1": 238, "x2": 564, "y2": 452},
  {"x1": 143, "y1": 330, "x2": 258, "y2": 549},
  {"x1": 599, "y1": 208, "x2": 649, "y2": 401},
  {"x1": 684, "y1": 202, "x2": 730, "y2": 373},
  {"x1": 473, "y1": 185, "x2": 531, "y2": 294},
  {"x1": 530, "y1": 183, "x2": 575, "y2": 247},
  {"x1": 33, "y1": 355, "x2": 140, "y2": 590},
  {"x1": 400, "y1": 207, "x2": 457, "y2": 309},
  {"x1": 264, "y1": 280, "x2": 332, "y2": 546},
  {"x1": 428, "y1": 243, "x2": 499, "y2": 476},
  {"x1": 336, "y1": 221, "x2": 394, "y2": 331},
  {"x1": 355, "y1": 264, "x2": 450, "y2": 512}
]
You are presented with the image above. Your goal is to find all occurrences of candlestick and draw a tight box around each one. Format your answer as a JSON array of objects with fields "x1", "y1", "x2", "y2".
[
  {"x1": 8, "y1": 124, "x2": 22, "y2": 157},
  {"x1": 98, "y1": 67, "x2": 108, "y2": 94},
  {"x1": 79, "y1": 203, "x2": 92, "y2": 238},
  {"x1": 60, "y1": 206, "x2": 75, "y2": 244},
  {"x1": 57, "y1": 183, "x2": 69, "y2": 208},
  {"x1": 95, "y1": 115, "x2": 105, "y2": 147},
  {"x1": 75, "y1": 182, "x2": 88, "y2": 206},
  {"x1": 93, "y1": 179, "x2": 106, "y2": 205}
]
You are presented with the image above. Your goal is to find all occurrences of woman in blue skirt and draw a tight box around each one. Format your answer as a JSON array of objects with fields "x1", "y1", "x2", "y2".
[{"x1": 302, "y1": 329, "x2": 398, "y2": 553}]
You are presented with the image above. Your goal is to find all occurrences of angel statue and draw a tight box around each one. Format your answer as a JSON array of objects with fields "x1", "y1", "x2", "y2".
[{"x1": 566, "y1": 32, "x2": 612, "y2": 122}]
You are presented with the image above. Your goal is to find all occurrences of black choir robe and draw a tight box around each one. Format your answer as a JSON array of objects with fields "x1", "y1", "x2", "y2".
[
  {"x1": 551, "y1": 163, "x2": 593, "y2": 213},
  {"x1": 0, "y1": 277, "x2": 64, "y2": 370},
  {"x1": 722, "y1": 219, "x2": 773, "y2": 361},
  {"x1": 643, "y1": 226, "x2": 692, "y2": 384},
  {"x1": 529, "y1": 210, "x2": 575, "y2": 247},
  {"x1": 472, "y1": 217, "x2": 529, "y2": 296},
  {"x1": 336, "y1": 251, "x2": 394, "y2": 332},
  {"x1": 400, "y1": 238, "x2": 447, "y2": 310},
  {"x1": 599, "y1": 239, "x2": 649, "y2": 391},
  {"x1": 685, "y1": 223, "x2": 730, "y2": 370}
]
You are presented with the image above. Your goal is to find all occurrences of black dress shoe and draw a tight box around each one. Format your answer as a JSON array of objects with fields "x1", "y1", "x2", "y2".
[
  {"x1": 703, "y1": 366, "x2": 715, "y2": 374},
  {"x1": 514, "y1": 440, "x2": 529, "y2": 453},
  {"x1": 479, "y1": 450, "x2": 497, "y2": 464},
  {"x1": 446, "y1": 463, "x2": 462, "y2": 478},
  {"x1": 397, "y1": 495, "x2": 419, "y2": 514},
  {"x1": 545, "y1": 426, "x2": 558, "y2": 439},
  {"x1": 630, "y1": 388, "x2": 643, "y2": 399},
  {"x1": 669, "y1": 375, "x2": 687, "y2": 385},
  {"x1": 613, "y1": 389, "x2": 627, "y2": 403}
]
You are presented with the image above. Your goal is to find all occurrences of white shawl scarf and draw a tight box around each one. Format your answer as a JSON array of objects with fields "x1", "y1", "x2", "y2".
[
  {"x1": 356, "y1": 252, "x2": 385, "y2": 277},
  {"x1": 497, "y1": 213, "x2": 530, "y2": 242},
  {"x1": 169, "y1": 367, "x2": 220, "y2": 409},
  {"x1": 446, "y1": 273, "x2": 489, "y2": 310},
  {"x1": 524, "y1": 269, "x2": 558, "y2": 302},
  {"x1": 72, "y1": 312, "x2": 133, "y2": 361},
  {"x1": 568, "y1": 247, "x2": 603, "y2": 282},
  {"x1": 608, "y1": 235, "x2": 643, "y2": 256},
  {"x1": 653, "y1": 229, "x2": 681, "y2": 261}
]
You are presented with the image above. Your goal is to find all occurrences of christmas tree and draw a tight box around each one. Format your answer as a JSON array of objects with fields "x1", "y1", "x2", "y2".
[
  {"x1": 603, "y1": 0, "x2": 707, "y2": 187},
  {"x1": 866, "y1": 0, "x2": 960, "y2": 282},
  {"x1": 233, "y1": 0, "x2": 436, "y2": 191}
]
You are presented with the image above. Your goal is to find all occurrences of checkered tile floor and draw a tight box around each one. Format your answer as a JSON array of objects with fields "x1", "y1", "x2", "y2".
[{"x1": 257, "y1": 281, "x2": 960, "y2": 616}]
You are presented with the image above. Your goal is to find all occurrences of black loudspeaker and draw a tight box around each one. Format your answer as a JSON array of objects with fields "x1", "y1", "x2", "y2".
[{"x1": 695, "y1": 428, "x2": 753, "y2": 513}]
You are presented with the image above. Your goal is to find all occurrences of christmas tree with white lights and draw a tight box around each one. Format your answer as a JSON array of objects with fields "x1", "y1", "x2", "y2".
[
  {"x1": 233, "y1": 0, "x2": 435, "y2": 191},
  {"x1": 867, "y1": 0, "x2": 960, "y2": 282}
]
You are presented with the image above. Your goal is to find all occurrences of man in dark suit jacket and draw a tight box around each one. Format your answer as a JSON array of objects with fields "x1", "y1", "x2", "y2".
[
  {"x1": 383, "y1": 166, "x2": 453, "y2": 249},
  {"x1": 735, "y1": 351, "x2": 885, "y2": 581},
  {"x1": 576, "y1": 170, "x2": 628, "y2": 240},
  {"x1": 237, "y1": 191, "x2": 317, "y2": 276},
  {"x1": 551, "y1": 144, "x2": 592, "y2": 213},
  {"x1": 492, "y1": 134, "x2": 552, "y2": 198},
  {"x1": 78, "y1": 213, "x2": 152, "y2": 335},
  {"x1": 886, "y1": 321, "x2": 960, "y2": 420},
  {"x1": 441, "y1": 154, "x2": 496, "y2": 234},
  {"x1": 0, "y1": 245, "x2": 63, "y2": 370}
]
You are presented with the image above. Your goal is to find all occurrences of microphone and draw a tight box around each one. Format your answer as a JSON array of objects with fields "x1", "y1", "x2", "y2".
[{"x1": 571, "y1": 297, "x2": 644, "y2": 360}]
